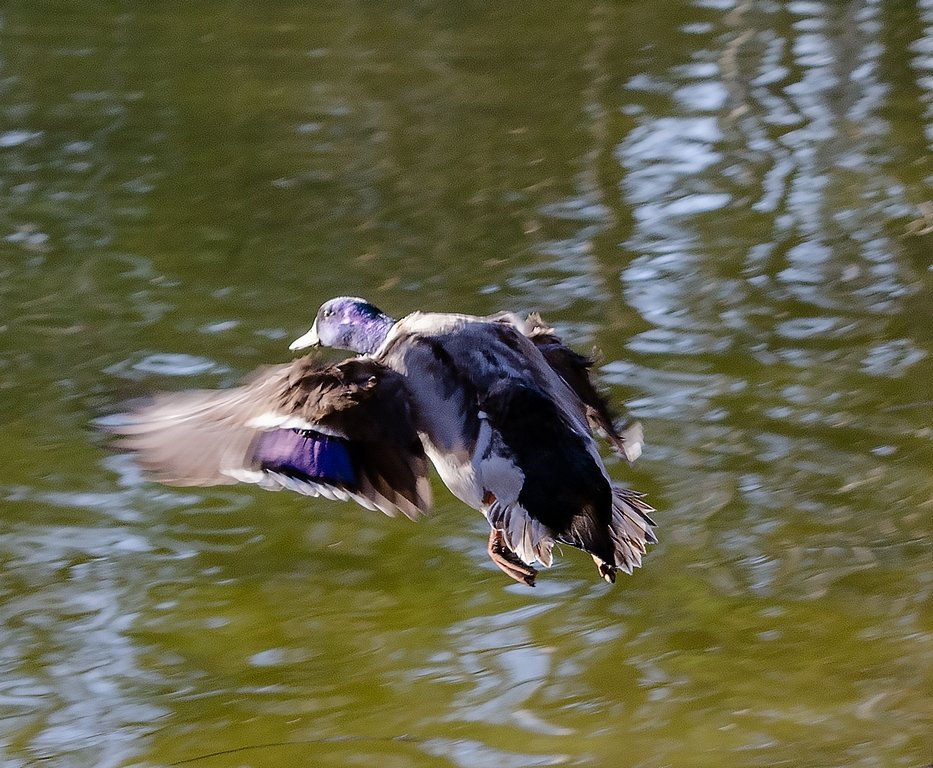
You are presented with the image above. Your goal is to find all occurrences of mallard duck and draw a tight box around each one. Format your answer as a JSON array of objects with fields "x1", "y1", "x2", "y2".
[{"x1": 111, "y1": 297, "x2": 656, "y2": 586}]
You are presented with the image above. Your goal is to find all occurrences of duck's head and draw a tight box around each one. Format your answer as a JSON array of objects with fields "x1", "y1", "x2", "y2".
[{"x1": 290, "y1": 297, "x2": 395, "y2": 355}]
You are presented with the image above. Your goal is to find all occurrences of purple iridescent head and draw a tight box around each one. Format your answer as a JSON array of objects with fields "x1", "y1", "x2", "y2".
[{"x1": 290, "y1": 297, "x2": 395, "y2": 355}]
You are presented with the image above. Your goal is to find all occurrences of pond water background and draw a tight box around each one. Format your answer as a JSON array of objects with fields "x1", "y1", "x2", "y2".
[{"x1": 1, "y1": 1, "x2": 931, "y2": 766}]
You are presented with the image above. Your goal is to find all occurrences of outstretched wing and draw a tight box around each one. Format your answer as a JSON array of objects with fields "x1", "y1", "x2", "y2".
[
  {"x1": 108, "y1": 356, "x2": 432, "y2": 519},
  {"x1": 494, "y1": 311, "x2": 643, "y2": 463}
]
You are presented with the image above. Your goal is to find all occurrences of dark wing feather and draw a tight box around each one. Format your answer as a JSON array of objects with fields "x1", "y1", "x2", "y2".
[
  {"x1": 494, "y1": 312, "x2": 643, "y2": 463},
  {"x1": 108, "y1": 356, "x2": 431, "y2": 519}
]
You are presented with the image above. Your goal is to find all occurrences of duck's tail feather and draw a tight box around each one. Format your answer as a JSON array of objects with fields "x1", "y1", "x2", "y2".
[
  {"x1": 600, "y1": 484, "x2": 657, "y2": 581},
  {"x1": 487, "y1": 485, "x2": 657, "y2": 581},
  {"x1": 557, "y1": 484, "x2": 657, "y2": 583}
]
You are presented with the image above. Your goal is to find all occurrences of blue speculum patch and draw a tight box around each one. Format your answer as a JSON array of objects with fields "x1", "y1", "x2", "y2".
[{"x1": 255, "y1": 429, "x2": 357, "y2": 486}]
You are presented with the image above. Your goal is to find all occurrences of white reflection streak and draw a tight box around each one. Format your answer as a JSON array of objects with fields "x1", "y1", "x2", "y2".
[
  {"x1": 917, "y1": 0, "x2": 933, "y2": 149},
  {"x1": 620, "y1": 0, "x2": 916, "y2": 332},
  {"x1": 0, "y1": 518, "x2": 166, "y2": 767},
  {"x1": 441, "y1": 607, "x2": 571, "y2": 735},
  {"x1": 0, "y1": 455, "x2": 205, "y2": 766}
]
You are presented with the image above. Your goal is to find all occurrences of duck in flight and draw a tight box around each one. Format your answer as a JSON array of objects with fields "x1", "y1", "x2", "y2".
[{"x1": 112, "y1": 297, "x2": 656, "y2": 586}]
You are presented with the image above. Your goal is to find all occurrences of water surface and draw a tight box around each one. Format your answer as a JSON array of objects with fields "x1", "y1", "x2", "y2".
[{"x1": 1, "y1": 1, "x2": 931, "y2": 766}]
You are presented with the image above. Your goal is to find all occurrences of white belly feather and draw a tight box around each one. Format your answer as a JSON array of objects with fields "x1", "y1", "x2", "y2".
[{"x1": 422, "y1": 416, "x2": 524, "y2": 515}]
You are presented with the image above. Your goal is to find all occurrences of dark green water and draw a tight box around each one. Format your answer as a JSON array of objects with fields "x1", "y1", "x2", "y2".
[{"x1": 1, "y1": 1, "x2": 931, "y2": 766}]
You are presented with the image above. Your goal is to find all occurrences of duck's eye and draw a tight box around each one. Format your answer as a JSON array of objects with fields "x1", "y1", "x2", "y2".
[{"x1": 322, "y1": 308, "x2": 334, "y2": 318}]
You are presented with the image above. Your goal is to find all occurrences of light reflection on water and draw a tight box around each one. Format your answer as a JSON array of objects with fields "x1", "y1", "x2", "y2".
[{"x1": 0, "y1": 0, "x2": 931, "y2": 766}]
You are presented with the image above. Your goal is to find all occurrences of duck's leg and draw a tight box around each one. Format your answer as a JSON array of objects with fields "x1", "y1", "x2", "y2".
[
  {"x1": 487, "y1": 528, "x2": 537, "y2": 587},
  {"x1": 592, "y1": 555, "x2": 617, "y2": 584}
]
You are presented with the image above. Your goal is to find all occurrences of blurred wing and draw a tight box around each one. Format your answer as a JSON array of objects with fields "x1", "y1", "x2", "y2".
[
  {"x1": 108, "y1": 357, "x2": 432, "y2": 519},
  {"x1": 494, "y1": 311, "x2": 643, "y2": 463}
]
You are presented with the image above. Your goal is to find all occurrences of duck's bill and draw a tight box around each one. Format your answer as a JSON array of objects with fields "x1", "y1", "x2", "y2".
[{"x1": 289, "y1": 321, "x2": 320, "y2": 350}]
